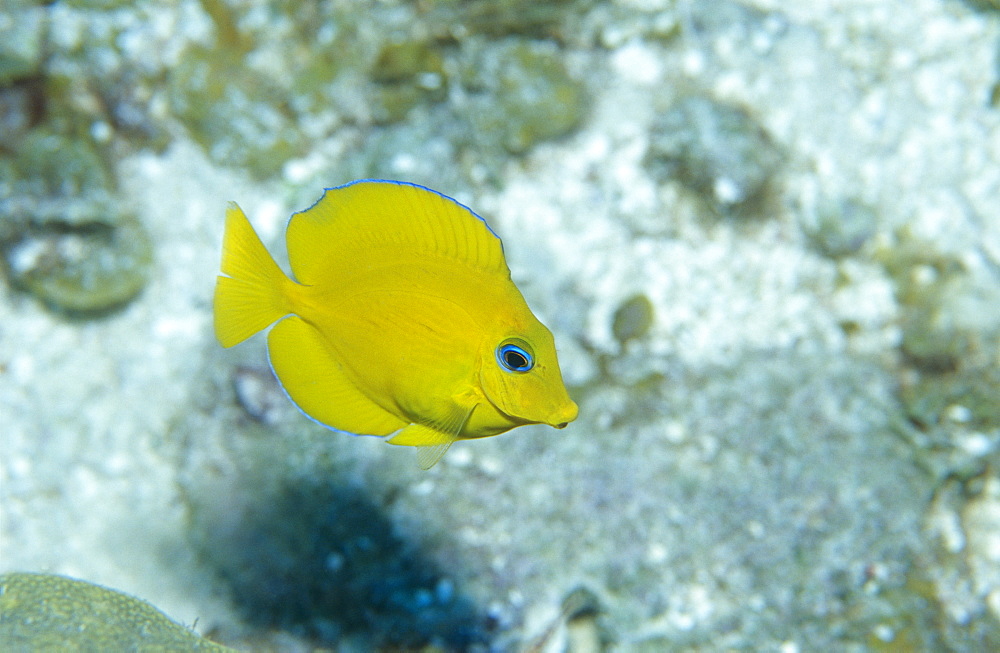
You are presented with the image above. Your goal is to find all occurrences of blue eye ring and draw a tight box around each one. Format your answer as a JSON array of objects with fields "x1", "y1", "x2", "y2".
[{"x1": 496, "y1": 340, "x2": 534, "y2": 373}]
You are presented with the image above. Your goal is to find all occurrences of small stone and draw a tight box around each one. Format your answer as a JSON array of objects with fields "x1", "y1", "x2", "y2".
[
  {"x1": 232, "y1": 365, "x2": 286, "y2": 425},
  {"x1": 802, "y1": 197, "x2": 877, "y2": 258},
  {"x1": 612, "y1": 293, "x2": 655, "y2": 343}
]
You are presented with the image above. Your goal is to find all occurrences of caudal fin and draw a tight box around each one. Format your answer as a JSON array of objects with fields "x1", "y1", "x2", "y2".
[{"x1": 213, "y1": 202, "x2": 294, "y2": 348}]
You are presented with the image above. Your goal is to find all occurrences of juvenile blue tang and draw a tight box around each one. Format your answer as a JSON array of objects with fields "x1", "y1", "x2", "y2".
[{"x1": 213, "y1": 180, "x2": 578, "y2": 468}]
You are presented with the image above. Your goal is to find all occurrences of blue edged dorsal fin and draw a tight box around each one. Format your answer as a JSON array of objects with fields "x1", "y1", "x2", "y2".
[{"x1": 285, "y1": 180, "x2": 508, "y2": 286}]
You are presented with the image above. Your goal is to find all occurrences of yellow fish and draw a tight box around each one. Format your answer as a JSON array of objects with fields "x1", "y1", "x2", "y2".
[{"x1": 213, "y1": 180, "x2": 578, "y2": 468}]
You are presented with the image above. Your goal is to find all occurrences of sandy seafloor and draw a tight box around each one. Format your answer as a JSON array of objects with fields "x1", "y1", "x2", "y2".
[{"x1": 2, "y1": 0, "x2": 1000, "y2": 651}]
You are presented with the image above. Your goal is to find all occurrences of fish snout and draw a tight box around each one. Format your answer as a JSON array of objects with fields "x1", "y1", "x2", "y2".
[{"x1": 548, "y1": 400, "x2": 579, "y2": 429}]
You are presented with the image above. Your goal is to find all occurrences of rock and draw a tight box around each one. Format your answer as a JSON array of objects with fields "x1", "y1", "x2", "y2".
[{"x1": 0, "y1": 572, "x2": 233, "y2": 651}]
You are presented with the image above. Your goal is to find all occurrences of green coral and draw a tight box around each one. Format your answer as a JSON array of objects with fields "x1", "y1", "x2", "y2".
[
  {"x1": 875, "y1": 229, "x2": 1000, "y2": 435},
  {"x1": 1, "y1": 129, "x2": 153, "y2": 314},
  {"x1": 875, "y1": 230, "x2": 998, "y2": 374},
  {"x1": 0, "y1": 3, "x2": 167, "y2": 315},
  {"x1": 431, "y1": 0, "x2": 590, "y2": 39},
  {"x1": 901, "y1": 365, "x2": 1000, "y2": 431},
  {"x1": 1, "y1": 3, "x2": 167, "y2": 154},
  {"x1": 370, "y1": 38, "x2": 448, "y2": 124},
  {"x1": 4, "y1": 129, "x2": 114, "y2": 207},
  {"x1": 168, "y1": 44, "x2": 307, "y2": 178},
  {"x1": 645, "y1": 96, "x2": 784, "y2": 217},
  {"x1": 963, "y1": 0, "x2": 1000, "y2": 12},
  {"x1": 168, "y1": 0, "x2": 371, "y2": 175},
  {"x1": 0, "y1": 3, "x2": 44, "y2": 86},
  {"x1": 2, "y1": 214, "x2": 152, "y2": 315},
  {"x1": 461, "y1": 39, "x2": 587, "y2": 154},
  {"x1": 0, "y1": 573, "x2": 234, "y2": 651},
  {"x1": 372, "y1": 40, "x2": 445, "y2": 84},
  {"x1": 167, "y1": 0, "x2": 311, "y2": 178},
  {"x1": 165, "y1": 1, "x2": 591, "y2": 176}
]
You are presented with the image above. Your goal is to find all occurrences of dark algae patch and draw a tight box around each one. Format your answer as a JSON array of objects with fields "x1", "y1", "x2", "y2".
[{"x1": 189, "y1": 470, "x2": 490, "y2": 650}]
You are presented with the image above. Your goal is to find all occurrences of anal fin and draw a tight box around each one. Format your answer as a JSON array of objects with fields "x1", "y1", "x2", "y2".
[{"x1": 267, "y1": 315, "x2": 407, "y2": 436}]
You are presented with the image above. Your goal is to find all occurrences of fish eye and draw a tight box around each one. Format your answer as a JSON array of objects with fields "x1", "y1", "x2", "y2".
[{"x1": 496, "y1": 340, "x2": 534, "y2": 373}]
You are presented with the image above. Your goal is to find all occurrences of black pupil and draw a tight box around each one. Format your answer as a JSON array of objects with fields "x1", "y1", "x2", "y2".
[{"x1": 504, "y1": 349, "x2": 528, "y2": 369}]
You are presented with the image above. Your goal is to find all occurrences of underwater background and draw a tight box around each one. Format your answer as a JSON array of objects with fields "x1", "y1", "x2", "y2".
[{"x1": 2, "y1": 0, "x2": 1000, "y2": 650}]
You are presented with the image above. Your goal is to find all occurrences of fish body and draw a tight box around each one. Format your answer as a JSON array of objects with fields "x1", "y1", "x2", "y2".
[{"x1": 213, "y1": 180, "x2": 577, "y2": 468}]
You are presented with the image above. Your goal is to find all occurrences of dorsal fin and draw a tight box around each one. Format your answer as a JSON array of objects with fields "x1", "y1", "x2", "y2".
[{"x1": 285, "y1": 180, "x2": 508, "y2": 285}]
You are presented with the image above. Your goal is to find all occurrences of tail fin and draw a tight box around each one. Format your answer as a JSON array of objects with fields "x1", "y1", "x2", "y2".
[{"x1": 213, "y1": 202, "x2": 294, "y2": 348}]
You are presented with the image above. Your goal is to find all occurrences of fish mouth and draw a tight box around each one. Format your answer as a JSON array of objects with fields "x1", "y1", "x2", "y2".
[
  {"x1": 546, "y1": 400, "x2": 578, "y2": 429},
  {"x1": 479, "y1": 384, "x2": 578, "y2": 431}
]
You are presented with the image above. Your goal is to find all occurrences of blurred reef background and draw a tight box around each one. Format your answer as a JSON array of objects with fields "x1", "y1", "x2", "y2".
[{"x1": 2, "y1": 0, "x2": 1000, "y2": 650}]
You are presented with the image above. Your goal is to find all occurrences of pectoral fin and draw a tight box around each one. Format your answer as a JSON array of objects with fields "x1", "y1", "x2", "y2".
[
  {"x1": 387, "y1": 403, "x2": 474, "y2": 469},
  {"x1": 389, "y1": 425, "x2": 457, "y2": 470},
  {"x1": 416, "y1": 442, "x2": 454, "y2": 470}
]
